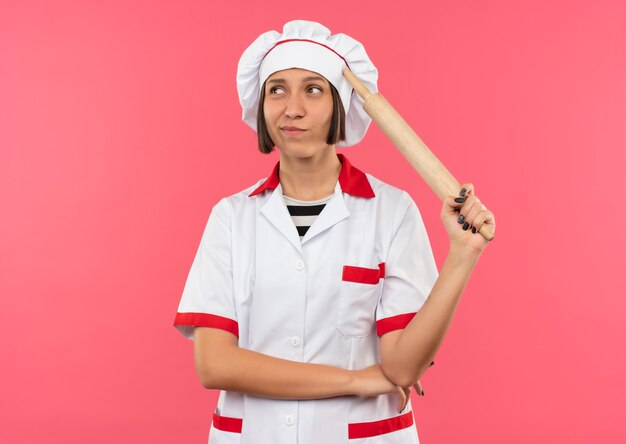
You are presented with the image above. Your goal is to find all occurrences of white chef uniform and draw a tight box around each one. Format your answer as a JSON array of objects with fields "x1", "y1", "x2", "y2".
[{"x1": 174, "y1": 152, "x2": 439, "y2": 443}]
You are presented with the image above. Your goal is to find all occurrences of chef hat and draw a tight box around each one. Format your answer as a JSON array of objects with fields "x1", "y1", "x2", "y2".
[{"x1": 236, "y1": 20, "x2": 378, "y2": 147}]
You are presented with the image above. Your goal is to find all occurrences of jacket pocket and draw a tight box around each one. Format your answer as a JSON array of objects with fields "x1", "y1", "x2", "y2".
[
  {"x1": 209, "y1": 407, "x2": 242, "y2": 444},
  {"x1": 337, "y1": 263, "x2": 385, "y2": 338},
  {"x1": 348, "y1": 410, "x2": 417, "y2": 441}
]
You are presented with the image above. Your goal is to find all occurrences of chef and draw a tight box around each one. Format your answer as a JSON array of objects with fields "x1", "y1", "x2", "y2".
[{"x1": 174, "y1": 19, "x2": 495, "y2": 444}]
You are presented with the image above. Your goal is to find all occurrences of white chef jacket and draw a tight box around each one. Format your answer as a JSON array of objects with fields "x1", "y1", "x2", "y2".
[{"x1": 174, "y1": 153, "x2": 439, "y2": 444}]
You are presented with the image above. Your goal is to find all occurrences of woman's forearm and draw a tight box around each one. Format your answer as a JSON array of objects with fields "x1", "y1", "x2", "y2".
[
  {"x1": 383, "y1": 245, "x2": 482, "y2": 386},
  {"x1": 217, "y1": 348, "x2": 356, "y2": 399},
  {"x1": 199, "y1": 339, "x2": 358, "y2": 400}
]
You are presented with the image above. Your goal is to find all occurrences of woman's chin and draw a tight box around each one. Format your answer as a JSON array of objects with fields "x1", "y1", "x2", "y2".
[{"x1": 277, "y1": 142, "x2": 318, "y2": 156}]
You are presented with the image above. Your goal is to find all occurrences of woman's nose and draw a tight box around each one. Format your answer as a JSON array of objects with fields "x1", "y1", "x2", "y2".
[{"x1": 284, "y1": 93, "x2": 305, "y2": 119}]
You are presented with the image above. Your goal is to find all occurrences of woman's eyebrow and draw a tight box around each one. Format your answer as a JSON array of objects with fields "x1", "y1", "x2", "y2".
[{"x1": 267, "y1": 76, "x2": 326, "y2": 84}]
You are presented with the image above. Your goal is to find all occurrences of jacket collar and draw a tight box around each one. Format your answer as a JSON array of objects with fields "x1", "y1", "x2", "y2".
[{"x1": 248, "y1": 153, "x2": 375, "y2": 198}]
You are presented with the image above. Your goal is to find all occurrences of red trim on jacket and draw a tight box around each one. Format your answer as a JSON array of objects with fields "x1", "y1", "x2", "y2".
[
  {"x1": 376, "y1": 312, "x2": 416, "y2": 337},
  {"x1": 174, "y1": 312, "x2": 239, "y2": 338},
  {"x1": 348, "y1": 410, "x2": 414, "y2": 439},
  {"x1": 248, "y1": 153, "x2": 375, "y2": 198},
  {"x1": 376, "y1": 313, "x2": 436, "y2": 367},
  {"x1": 210, "y1": 410, "x2": 425, "y2": 437},
  {"x1": 212, "y1": 412, "x2": 243, "y2": 433},
  {"x1": 342, "y1": 262, "x2": 385, "y2": 284}
]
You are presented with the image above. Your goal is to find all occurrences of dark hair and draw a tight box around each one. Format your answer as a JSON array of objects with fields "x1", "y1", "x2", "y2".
[{"x1": 256, "y1": 80, "x2": 346, "y2": 154}]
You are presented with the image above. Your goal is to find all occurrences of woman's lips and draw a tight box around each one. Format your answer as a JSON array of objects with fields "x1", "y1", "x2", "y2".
[{"x1": 281, "y1": 128, "x2": 306, "y2": 137}]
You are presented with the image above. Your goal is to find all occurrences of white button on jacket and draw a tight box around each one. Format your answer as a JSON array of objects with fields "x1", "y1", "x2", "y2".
[
  {"x1": 174, "y1": 153, "x2": 439, "y2": 444},
  {"x1": 289, "y1": 336, "x2": 301, "y2": 348}
]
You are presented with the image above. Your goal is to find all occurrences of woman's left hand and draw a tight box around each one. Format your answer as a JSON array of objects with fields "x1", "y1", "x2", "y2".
[
  {"x1": 396, "y1": 379, "x2": 425, "y2": 413},
  {"x1": 441, "y1": 182, "x2": 496, "y2": 255}
]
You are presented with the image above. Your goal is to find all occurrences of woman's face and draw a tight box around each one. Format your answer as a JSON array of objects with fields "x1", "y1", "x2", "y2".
[{"x1": 263, "y1": 68, "x2": 334, "y2": 157}]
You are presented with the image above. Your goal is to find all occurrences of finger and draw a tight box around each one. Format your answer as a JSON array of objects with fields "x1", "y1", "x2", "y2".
[
  {"x1": 443, "y1": 195, "x2": 465, "y2": 217},
  {"x1": 400, "y1": 387, "x2": 411, "y2": 412},
  {"x1": 457, "y1": 195, "x2": 480, "y2": 230},
  {"x1": 473, "y1": 210, "x2": 496, "y2": 233},
  {"x1": 463, "y1": 199, "x2": 485, "y2": 229},
  {"x1": 396, "y1": 386, "x2": 410, "y2": 412},
  {"x1": 414, "y1": 380, "x2": 424, "y2": 396},
  {"x1": 469, "y1": 209, "x2": 488, "y2": 233},
  {"x1": 396, "y1": 386, "x2": 407, "y2": 412},
  {"x1": 458, "y1": 183, "x2": 475, "y2": 197}
]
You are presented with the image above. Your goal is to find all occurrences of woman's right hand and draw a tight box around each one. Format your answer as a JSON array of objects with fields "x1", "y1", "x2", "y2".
[{"x1": 352, "y1": 364, "x2": 415, "y2": 413}]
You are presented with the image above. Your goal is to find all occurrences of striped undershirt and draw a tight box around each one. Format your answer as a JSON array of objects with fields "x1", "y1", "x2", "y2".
[{"x1": 283, "y1": 193, "x2": 334, "y2": 241}]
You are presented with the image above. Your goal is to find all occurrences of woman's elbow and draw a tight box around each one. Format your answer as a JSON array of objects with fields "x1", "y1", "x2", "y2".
[
  {"x1": 389, "y1": 370, "x2": 418, "y2": 388},
  {"x1": 197, "y1": 365, "x2": 220, "y2": 389},
  {"x1": 194, "y1": 348, "x2": 233, "y2": 390},
  {"x1": 382, "y1": 361, "x2": 425, "y2": 388},
  {"x1": 193, "y1": 327, "x2": 237, "y2": 389}
]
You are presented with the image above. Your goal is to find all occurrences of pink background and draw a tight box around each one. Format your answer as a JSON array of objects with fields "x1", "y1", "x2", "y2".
[{"x1": 2, "y1": 0, "x2": 625, "y2": 442}]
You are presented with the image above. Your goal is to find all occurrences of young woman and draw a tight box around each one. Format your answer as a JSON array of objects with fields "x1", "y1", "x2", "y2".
[{"x1": 174, "y1": 20, "x2": 496, "y2": 444}]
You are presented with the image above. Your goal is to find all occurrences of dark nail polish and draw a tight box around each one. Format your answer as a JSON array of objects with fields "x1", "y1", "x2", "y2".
[
  {"x1": 472, "y1": 227, "x2": 477, "y2": 233},
  {"x1": 460, "y1": 188, "x2": 467, "y2": 196},
  {"x1": 429, "y1": 360, "x2": 435, "y2": 367},
  {"x1": 462, "y1": 222, "x2": 469, "y2": 230},
  {"x1": 421, "y1": 390, "x2": 425, "y2": 396},
  {"x1": 457, "y1": 215, "x2": 465, "y2": 224},
  {"x1": 454, "y1": 197, "x2": 465, "y2": 203}
]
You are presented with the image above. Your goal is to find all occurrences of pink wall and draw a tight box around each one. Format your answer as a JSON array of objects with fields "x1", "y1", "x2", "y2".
[{"x1": 2, "y1": 0, "x2": 625, "y2": 442}]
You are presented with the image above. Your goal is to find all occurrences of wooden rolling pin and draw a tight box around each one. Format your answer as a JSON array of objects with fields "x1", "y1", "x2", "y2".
[{"x1": 343, "y1": 67, "x2": 494, "y2": 241}]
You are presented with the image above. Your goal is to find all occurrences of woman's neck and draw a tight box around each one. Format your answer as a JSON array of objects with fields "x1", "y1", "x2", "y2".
[{"x1": 278, "y1": 148, "x2": 341, "y2": 201}]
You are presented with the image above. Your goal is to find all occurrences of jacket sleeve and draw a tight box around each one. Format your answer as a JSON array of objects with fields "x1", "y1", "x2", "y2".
[
  {"x1": 375, "y1": 192, "x2": 439, "y2": 338},
  {"x1": 173, "y1": 197, "x2": 238, "y2": 340}
]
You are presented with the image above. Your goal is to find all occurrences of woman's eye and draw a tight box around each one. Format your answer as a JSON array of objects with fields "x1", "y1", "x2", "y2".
[{"x1": 268, "y1": 86, "x2": 322, "y2": 95}]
